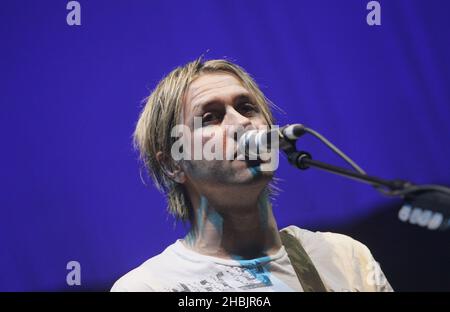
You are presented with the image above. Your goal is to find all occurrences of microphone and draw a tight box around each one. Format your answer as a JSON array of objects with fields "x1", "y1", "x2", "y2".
[{"x1": 238, "y1": 124, "x2": 306, "y2": 159}]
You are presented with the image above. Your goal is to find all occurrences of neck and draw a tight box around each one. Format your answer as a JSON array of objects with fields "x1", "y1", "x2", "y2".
[{"x1": 183, "y1": 191, "x2": 282, "y2": 260}]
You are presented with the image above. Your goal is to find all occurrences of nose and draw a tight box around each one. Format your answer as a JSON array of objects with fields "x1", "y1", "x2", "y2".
[
  {"x1": 223, "y1": 106, "x2": 253, "y2": 143},
  {"x1": 223, "y1": 106, "x2": 252, "y2": 129}
]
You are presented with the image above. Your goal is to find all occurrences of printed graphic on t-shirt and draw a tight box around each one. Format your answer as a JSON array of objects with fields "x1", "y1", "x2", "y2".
[{"x1": 167, "y1": 264, "x2": 277, "y2": 292}]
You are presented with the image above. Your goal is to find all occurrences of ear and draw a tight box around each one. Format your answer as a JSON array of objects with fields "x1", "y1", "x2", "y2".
[{"x1": 156, "y1": 151, "x2": 186, "y2": 184}]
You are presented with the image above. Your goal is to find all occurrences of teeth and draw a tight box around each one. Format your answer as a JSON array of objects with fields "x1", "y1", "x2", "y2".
[{"x1": 236, "y1": 154, "x2": 245, "y2": 161}]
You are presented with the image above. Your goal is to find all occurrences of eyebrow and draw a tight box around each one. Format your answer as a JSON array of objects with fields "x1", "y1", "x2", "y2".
[{"x1": 192, "y1": 93, "x2": 253, "y2": 112}]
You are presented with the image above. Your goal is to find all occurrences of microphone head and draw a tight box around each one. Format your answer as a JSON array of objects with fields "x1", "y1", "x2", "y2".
[
  {"x1": 238, "y1": 128, "x2": 280, "y2": 159},
  {"x1": 237, "y1": 124, "x2": 307, "y2": 160}
]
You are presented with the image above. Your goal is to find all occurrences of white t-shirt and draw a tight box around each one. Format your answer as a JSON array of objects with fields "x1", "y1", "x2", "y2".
[{"x1": 111, "y1": 226, "x2": 393, "y2": 292}]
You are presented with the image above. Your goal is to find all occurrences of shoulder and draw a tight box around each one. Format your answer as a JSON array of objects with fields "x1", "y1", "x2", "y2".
[
  {"x1": 281, "y1": 225, "x2": 369, "y2": 257},
  {"x1": 281, "y1": 225, "x2": 393, "y2": 292},
  {"x1": 111, "y1": 243, "x2": 179, "y2": 292},
  {"x1": 111, "y1": 264, "x2": 156, "y2": 292}
]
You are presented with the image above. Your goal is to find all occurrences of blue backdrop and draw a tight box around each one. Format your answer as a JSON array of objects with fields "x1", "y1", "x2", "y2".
[{"x1": 0, "y1": 0, "x2": 449, "y2": 291}]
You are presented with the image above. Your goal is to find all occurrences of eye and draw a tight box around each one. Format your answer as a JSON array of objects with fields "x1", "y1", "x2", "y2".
[
  {"x1": 202, "y1": 112, "x2": 221, "y2": 126},
  {"x1": 238, "y1": 103, "x2": 258, "y2": 116}
]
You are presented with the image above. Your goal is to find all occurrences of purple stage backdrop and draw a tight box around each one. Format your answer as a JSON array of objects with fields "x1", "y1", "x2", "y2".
[{"x1": 0, "y1": 0, "x2": 449, "y2": 291}]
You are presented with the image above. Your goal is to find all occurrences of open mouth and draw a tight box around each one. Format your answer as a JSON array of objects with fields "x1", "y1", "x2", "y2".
[{"x1": 245, "y1": 159, "x2": 263, "y2": 167}]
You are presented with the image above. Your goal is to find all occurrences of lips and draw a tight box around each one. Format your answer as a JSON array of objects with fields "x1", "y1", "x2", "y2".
[
  {"x1": 233, "y1": 150, "x2": 265, "y2": 167},
  {"x1": 245, "y1": 159, "x2": 264, "y2": 167}
]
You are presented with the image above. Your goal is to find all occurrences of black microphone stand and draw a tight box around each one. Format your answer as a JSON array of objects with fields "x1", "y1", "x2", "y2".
[
  {"x1": 282, "y1": 144, "x2": 409, "y2": 192},
  {"x1": 279, "y1": 132, "x2": 450, "y2": 231}
]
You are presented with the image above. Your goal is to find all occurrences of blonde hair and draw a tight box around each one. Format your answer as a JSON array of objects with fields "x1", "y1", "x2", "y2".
[{"x1": 133, "y1": 57, "x2": 276, "y2": 221}]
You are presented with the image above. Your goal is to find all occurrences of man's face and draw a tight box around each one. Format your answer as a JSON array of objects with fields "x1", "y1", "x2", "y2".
[{"x1": 179, "y1": 72, "x2": 273, "y2": 193}]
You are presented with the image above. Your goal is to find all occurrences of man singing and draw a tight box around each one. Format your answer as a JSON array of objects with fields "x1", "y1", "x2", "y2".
[{"x1": 111, "y1": 57, "x2": 393, "y2": 292}]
